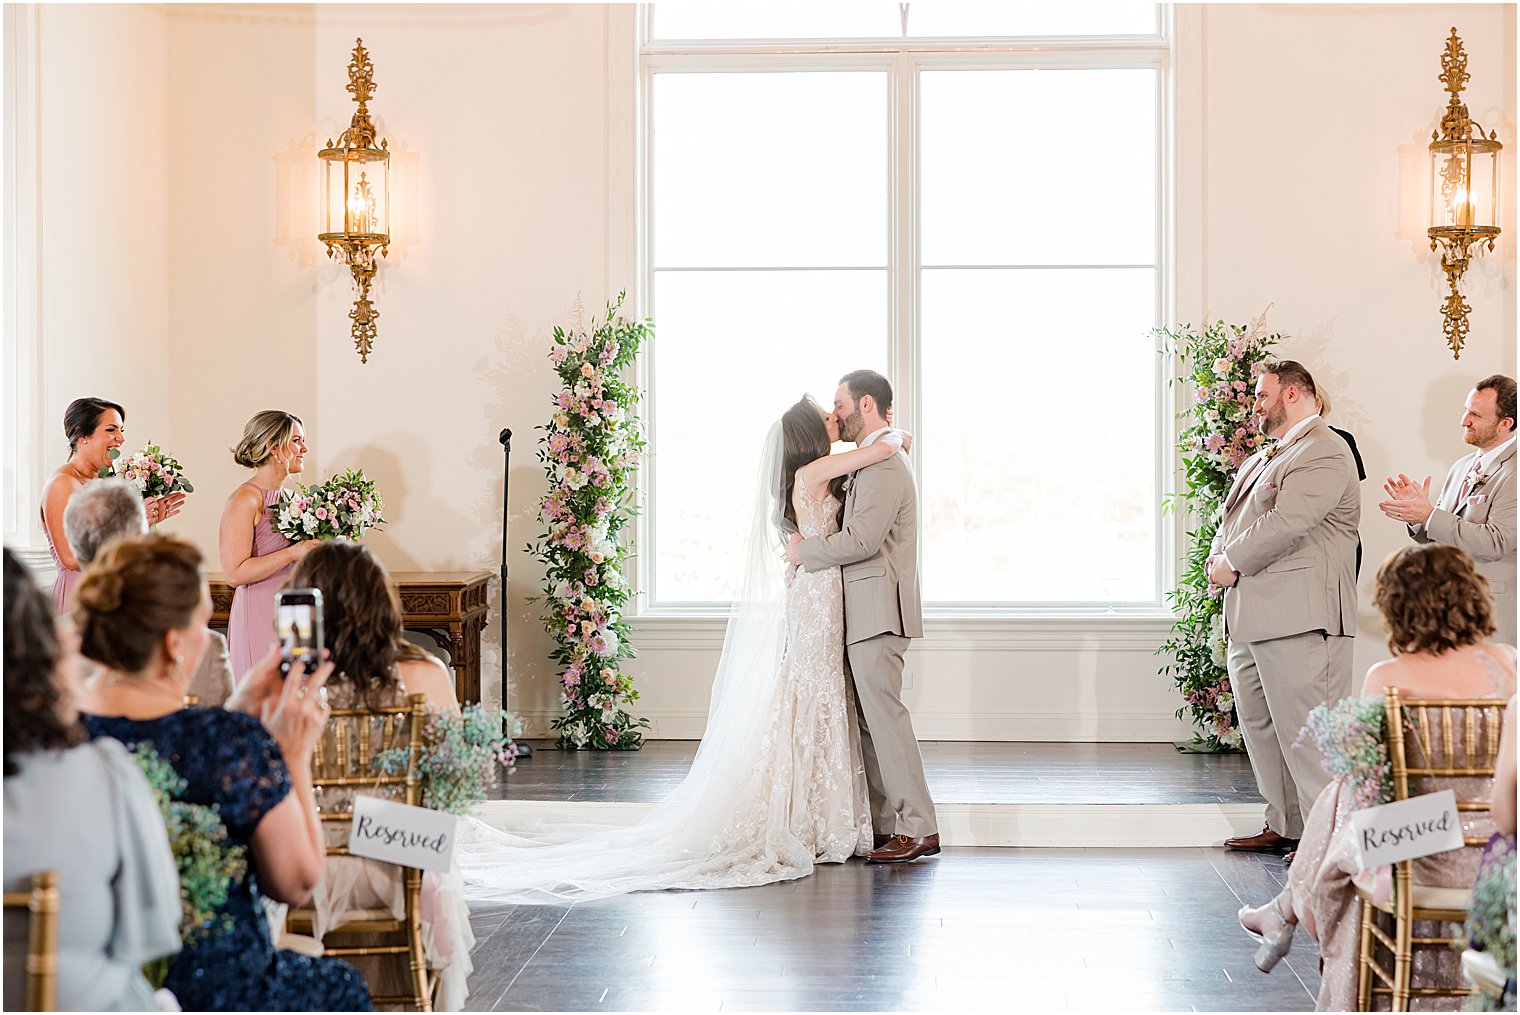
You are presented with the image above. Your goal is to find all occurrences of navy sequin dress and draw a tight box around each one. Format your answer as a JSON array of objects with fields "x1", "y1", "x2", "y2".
[{"x1": 83, "y1": 708, "x2": 373, "y2": 1012}]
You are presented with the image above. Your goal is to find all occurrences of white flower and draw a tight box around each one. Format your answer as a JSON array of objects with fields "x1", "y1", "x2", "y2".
[
  {"x1": 1217, "y1": 691, "x2": 1234, "y2": 713},
  {"x1": 1222, "y1": 729, "x2": 1244, "y2": 749},
  {"x1": 601, "y1": 629, "x2": 620, "y2": 655}
]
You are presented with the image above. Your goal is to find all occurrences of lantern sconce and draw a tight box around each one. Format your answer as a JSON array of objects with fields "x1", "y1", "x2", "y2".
[
  {"x1": 319, "y1": 39, "x2": 390, "y2": 363},
  {"x1": 1427, "y1": 28, "x2": 1503, "y2": 360}
]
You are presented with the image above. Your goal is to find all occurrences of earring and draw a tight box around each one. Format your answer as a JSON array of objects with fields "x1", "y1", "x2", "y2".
[{"x1": 172, "y1": 655, "x2": 183, "y2": 680}]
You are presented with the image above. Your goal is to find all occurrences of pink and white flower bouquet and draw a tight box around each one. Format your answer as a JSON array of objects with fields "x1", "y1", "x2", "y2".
[
  {"x1": 99, "y1": 442, "x2": 195, "y2": 495},
  {"x1": 272, "y1": 468, "x2": 385, "y2": 542}
]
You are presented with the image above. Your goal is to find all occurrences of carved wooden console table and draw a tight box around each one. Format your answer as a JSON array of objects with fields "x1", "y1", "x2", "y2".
[{"x1": 207, "y1": 571, "x2": 492, "y2": 703}]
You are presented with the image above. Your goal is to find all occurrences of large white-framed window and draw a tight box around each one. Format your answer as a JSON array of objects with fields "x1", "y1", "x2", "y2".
[{"x1": 636, "y1": 4, "x2": 1173, "y2": 615}]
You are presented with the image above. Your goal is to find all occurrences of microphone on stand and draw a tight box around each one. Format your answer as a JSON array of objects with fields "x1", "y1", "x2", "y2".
[{"x1": 499, "y1": 428, "x2": 531, "y2": 759}]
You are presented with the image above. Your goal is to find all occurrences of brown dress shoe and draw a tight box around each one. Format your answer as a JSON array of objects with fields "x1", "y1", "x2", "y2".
[
  {"x1": 867, "y1": 833, "x2": 941, "y2": 863},
  {"x1": 1224, "y1": 825, "x2": 1299, "y2": 854}
]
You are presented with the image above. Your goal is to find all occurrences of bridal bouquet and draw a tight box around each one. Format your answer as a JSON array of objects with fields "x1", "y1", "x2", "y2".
[
  {"x1": 272, "y1": 468, "x2": 385, "y2": 542},
  {"x1": 374, "y1": 704, "x2": 517, "y2": 815},
  {"x1": 98, "y1": 442, "x2": 195, "y2": 495},
  {"x1": 1296, "y1": 696, "x2": 1392, "y2": 811},
  {"x1": 130, "y1": 743, "x2": 246, "y2": 985}
]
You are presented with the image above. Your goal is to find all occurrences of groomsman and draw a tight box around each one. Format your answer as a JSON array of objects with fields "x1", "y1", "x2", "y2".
[
  {"x1": 1207, "y1": 360, "x2": 1360, "y2": 854},
  {"x1": 1380, "y1": 374, "x2": 1516, "y2": 644}
]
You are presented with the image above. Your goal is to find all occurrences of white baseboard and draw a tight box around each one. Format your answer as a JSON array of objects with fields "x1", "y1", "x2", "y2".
[
  {"x1": 511, "y1": 709, "x2": 1191, "y2": 742},
  {"x1": 470, "y1": 800, "x2": 1268, "y2": 848}
]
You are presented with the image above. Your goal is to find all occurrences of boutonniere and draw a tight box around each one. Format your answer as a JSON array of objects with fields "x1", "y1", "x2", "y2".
[
  {"x1": 1464, "y1": 461, "x2": 1491, "y2": 492},
  {"x1": 842, "y1": 473, "x2": 857, "y2": 494},
  {"x1": 1262, "y1": 441, "x2": 1282, "y2": 463}
]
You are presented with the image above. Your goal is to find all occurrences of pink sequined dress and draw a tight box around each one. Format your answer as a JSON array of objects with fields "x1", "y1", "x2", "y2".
[{"x1": 226, "y1": 486, "x2": 293, "y2": 681}]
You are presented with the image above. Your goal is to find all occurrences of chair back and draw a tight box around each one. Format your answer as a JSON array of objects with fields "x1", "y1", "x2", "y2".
[
  {"x1": 1383, "y1": 688, "x2": 1508, "y2": 847},
  {"x1": 311, "y1": 692, "x2": 429, "y2": 855},
  {"x1": 2, "y1": 871, "x2": 59, "y2": 1011}
]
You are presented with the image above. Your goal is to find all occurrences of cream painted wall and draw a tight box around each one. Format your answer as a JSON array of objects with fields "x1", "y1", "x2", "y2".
[
  {"x1": 13, "y1": 4, "x2": 1516, "y2": 742},
  {"x1": 38, "y1": 5, "x2": 173, "y2": 480}
]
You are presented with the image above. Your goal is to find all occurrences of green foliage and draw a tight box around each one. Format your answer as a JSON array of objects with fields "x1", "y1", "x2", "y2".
[
  {"x1": 375, "y1": 704, "x2": 516, "y2": 814},
  {"x1": 1154, "y1": 311, "x2": 1280, "y2": 751},
  {"x1": 129, "y1": 743, "x2": 247, "y2": 986},
  {"x1": 530, "y1": 291, "x2": 653, "y2": 749}
]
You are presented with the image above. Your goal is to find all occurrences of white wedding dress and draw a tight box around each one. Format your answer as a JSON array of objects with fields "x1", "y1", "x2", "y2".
[{"x1": 458, "y1": 428, "x2": 871, "y2": 904}]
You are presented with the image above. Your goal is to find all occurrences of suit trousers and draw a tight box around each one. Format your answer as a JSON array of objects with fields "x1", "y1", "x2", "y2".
[
  {"x1": 1228, "y1": 630, "x2": 1354, "y2": 839},
  {"x1": 846, "y1": 633, "x2": 938, "y2": 838}
]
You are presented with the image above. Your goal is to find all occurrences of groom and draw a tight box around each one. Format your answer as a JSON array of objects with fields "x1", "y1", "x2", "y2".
[{"x1": 786, "y1": 369, "x2": 940, "y2": 863}]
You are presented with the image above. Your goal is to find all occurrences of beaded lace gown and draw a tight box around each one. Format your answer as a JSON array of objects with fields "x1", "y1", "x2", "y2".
[{"x1": 458, "y1": 480, "x2": 871, "y2": 903}]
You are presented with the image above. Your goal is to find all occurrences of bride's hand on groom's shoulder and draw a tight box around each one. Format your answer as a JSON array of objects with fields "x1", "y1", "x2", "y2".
[{"x1": 785, "y1": 532, "x2": 803, "y2": 566}]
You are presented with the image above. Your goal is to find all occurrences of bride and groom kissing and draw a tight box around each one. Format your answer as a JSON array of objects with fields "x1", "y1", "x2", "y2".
[{"x1": 459, "y1": 369, "x2": 937, "y2": 904}]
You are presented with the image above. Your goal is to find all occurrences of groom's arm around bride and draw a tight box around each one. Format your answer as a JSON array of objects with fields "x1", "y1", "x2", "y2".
[{"x1": 786, "y1": 370, "x2": 939, "y2": 863}]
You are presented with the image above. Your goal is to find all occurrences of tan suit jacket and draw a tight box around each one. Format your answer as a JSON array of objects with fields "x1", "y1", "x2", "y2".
[
  {"x1": 1410, "y1": 442, "x2": 1517, "y2": 644},
  {"x1": 1212, "y1": 419, "x2": 1360, "y2": 644},
  {"x1": 798, "y1": 454, "x2": 923, "y2": 644},
  {"x1": 187, "y1": 629, "x2": 234, "y2": 708}
]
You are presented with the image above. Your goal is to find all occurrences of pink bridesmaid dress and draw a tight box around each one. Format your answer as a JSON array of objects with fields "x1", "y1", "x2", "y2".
[
  {"x1": 227, "y1": 486, "x2": 294, "y2": 681},
  {"x1": 44, "y1": 522, "x2": 80, "y2": 613}
]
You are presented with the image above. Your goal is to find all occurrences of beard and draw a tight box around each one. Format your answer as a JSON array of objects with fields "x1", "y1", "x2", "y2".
[
  {"x1": 1464, "y1": 422, "x2": 1498, "y2": 447},
  {"x1": 1259, "y1": 404, "x2": 1286, "y2": 436},
  {"x1": 839, "y1": 409, "x2": 864, "y2": 442}
]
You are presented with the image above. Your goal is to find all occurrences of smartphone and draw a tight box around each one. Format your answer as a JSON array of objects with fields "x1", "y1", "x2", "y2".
[{"x1": 274, "y1": 588, "x2": 324, "y2": 679}]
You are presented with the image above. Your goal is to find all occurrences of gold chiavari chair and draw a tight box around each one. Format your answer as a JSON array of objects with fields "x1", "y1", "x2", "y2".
[
  {"x1": 3, "y1": 870, "x2": 59, "y2": 1011},
  {"x1": 1355, "y1": 689, "x2": 1508, "y2": 1011},
  {"x1": 285, "y1": 693, "x2": 433, "y2": 1011}
]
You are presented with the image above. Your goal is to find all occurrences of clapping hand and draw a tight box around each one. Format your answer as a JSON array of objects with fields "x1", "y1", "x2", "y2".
[{"x1": 1378, "y1": 473, "x2": 1434, "y2": 524}]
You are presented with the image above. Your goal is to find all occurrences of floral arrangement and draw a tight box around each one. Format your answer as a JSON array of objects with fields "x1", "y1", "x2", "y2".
[
  {"x1": 272, "y1": 468, "x2": 385, "y2": 542},
  {"x1": 1154, "y1": 307, "x2": 1281, "y2": 751},
  {"x1": 530, "y1": 291, "x2": 653, "y2": 750},
  {"x1": 1463, "y1": 837, "x2": 1516, "y2": 1012},
  {"x1": 129, "y1": 743, "x2": 246, "y2": 986},
  {"x1": 1296, "y1": 696, "x2": 1393, "y2": 811},
  {"x1": 98, "y1": 442, "x2": 194, "y2": 496},
  {"x1": 375, "y1": 704, "x2": 517, "y2": 815}
]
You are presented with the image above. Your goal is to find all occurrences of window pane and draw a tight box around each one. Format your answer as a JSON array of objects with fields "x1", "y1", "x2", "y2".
[
  {"x1": 653, "y1": 72, "x2": 887, "y2": 268},
  {"x1": 651, "y1": 3, "x2": 902, "y2": 41},
  {"x1": 920, "y1": 69, "x2": 1157, "y2": 266},
  {"x1": 651, "y1": 269, "x2": 888, "y2": 603},
  {"x1": 919, "y1": 267, "x2": 1157, "y2": 603},
  {"x1": 907, "y1": 2, "x2": 1158, "y2": 37}
]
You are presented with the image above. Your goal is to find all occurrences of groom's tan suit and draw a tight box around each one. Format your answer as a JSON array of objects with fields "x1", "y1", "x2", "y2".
[
  {"x1": 798, "y1": 433, "x2": 936, "y2": 839},
  {"x1": 1211, "y1": 417, "x2": 1359, "y2": 839}
]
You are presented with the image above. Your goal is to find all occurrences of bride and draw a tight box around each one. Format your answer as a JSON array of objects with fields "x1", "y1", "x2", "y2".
[{"x1": 458, "y1": 395, "x2": 909, "y2": 903}]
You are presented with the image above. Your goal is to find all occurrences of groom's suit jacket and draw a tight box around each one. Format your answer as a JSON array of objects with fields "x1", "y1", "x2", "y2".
[
  {"x1": 798, "y1": 454, "x2": 923, "y2": 644},
  {"x1": 1211, "y1": 419, "x2": 1360, "y2": 644},
  {"x1": 1408, "y1": 442, "x2": 1517, "y2": 644}
]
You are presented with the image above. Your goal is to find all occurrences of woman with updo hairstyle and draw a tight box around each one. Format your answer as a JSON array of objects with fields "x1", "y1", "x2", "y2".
[
  {"x1": 3, "y1": 547, "x2": 182, "y2": 1011},
  {"x1": 289, "y1": 539, "x2": 471, "y2": 1007},
  {"x1": 1236, "y1": 543, "x2": 1514, "y2": 1008},
  {"x1": 220, "y1": 410, "x2": 318, "y2": 681},
  {"x1": 75, "y1": 534, "x2": 372, "y2": 1012},
  {"x1": 39, "y1": 396, "x2": 185, "y2": 611}
]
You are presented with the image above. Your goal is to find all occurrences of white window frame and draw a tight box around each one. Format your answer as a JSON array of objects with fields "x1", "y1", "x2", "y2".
[
  {"x1": 4, "y1": 4, "x2": 49, "y2": 576},
  {"x1": 618, "y1": 4, "x2": 1192, "y2": 622}
]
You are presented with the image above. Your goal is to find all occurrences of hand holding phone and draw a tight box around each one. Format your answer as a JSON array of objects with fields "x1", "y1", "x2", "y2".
[{"x1": 275, "y1": 588, "x2": 325, "y2": 679}]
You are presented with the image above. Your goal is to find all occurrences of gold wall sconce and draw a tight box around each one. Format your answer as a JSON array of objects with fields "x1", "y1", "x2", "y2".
[
  {"x1": 1427, "y1": 28, "x2": 1502, "y2": 360},
  {"x1": 319, "y1": 39, "x2": 390, "y2": 363}
]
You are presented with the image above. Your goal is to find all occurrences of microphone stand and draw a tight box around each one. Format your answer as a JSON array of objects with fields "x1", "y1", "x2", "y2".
[{"x1": 499, "y1": 428, "x2": 531, "y2": 759}]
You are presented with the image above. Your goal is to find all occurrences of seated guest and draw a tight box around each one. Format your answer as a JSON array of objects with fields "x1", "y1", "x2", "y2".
[
  {"x1": 1238, "y1": 544, "x2": 1516, "y2": 1010},
  {"x1": 220, "y1": 410, "x2": 317, "y2": 681},
  {"x1": 290, "y1": 540, "x2": 472, "y2": 1010},
  {"x1": 3, "y1": 547, "x2": 181, "y2": 1012},
  {"x1": 74, "y1": 534, "x2": 372, "y2": 1012},
  {"x1": 40, "y1": 397, "x2": 184, "y2": 612},
  {"x1": 1381, "y1": 374, "x2": 1516, "y2": 644},
  {"x1": 64, "y1": 479, "x2": 234, "y2": 707}
]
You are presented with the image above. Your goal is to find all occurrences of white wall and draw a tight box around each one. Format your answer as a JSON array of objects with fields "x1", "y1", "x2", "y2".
[{"x1": 12, "y1": 4, "x2": 1516, "y2": 742}]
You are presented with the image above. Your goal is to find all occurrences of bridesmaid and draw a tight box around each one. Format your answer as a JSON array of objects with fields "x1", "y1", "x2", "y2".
[
  {"x1": 40, "y1": 397, "x2": 184, "y2": 611},
  {"x1": 220, "y1": 410, "x2": 316, "y2": 681}
]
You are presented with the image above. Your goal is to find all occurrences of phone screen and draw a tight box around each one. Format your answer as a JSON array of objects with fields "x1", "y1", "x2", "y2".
[{"x1": 275, "y1": 588, "x2": 324, "y2": 678}]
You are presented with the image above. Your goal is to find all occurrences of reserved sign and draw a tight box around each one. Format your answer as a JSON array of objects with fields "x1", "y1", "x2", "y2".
[
  {"x1": 1349, "y1": 790, "x2": 1464, "y2": 869},
  {"x1": 348, "y1": 795, "x2": 459, "y2": 873}
]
